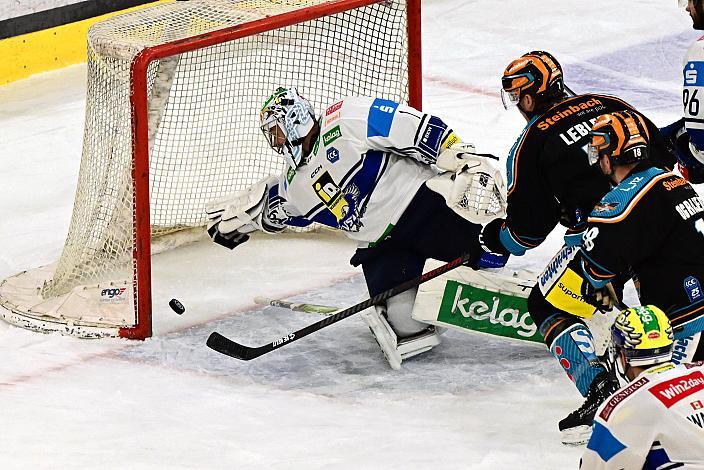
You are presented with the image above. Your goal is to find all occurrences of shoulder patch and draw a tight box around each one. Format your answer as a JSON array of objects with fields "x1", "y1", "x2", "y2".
[
  {"x1": 588, "y1": 168, "x2": 668, "y2": 223},
  {"x1": 649, "y1": 370, "x2": 704, "y2": 408},
  {"x1": 586, "y1": 421, "x2": 626, "y2": 463},
  {"x1": 599, "y1": 376, "x2": 649, "y2": 421},
  {"x1": 366, "y1": 98, "x2": 398, "y2": 138}
]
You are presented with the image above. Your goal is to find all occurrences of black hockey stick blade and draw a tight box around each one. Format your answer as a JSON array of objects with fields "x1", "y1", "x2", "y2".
[
  {"x1": 206, "y1": 251, "x2": 477, "y2": 361},
  {"x1": 206, "y1": 332, "x2": 267, "y2": 361}
]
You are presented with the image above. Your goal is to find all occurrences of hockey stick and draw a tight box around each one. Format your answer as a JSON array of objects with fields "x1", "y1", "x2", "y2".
[
  {"x1": 206, "y1": 252, "x2": 476, "y2": 360},
  {"x1": 253, "y1": 296, "x2": 339, "y2": 315}
]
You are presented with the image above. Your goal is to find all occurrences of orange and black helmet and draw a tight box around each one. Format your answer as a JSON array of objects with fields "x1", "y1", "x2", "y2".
[
  {"x1": 588, "y1": 110, "x2": 650, "y2": 166},
  {"x1": 501, "y1": 51, "x2": 565, "y2": 108}
]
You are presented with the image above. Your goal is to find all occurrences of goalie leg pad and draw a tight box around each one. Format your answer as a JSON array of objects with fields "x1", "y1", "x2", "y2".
[
  {"x1": 361, "y1": 303, "x2": 441, "y2": 370},
  {"x1": 385, "y1": 288, "x2": 427, "y2": 337}
]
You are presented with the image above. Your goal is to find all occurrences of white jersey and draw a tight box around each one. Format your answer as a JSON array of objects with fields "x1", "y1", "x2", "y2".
[
  {"x1": 684, "y1": 36, "x2": 704, "y2": 151},
  {"x1": 261, "y1": 96, "x2": 457, "y2": 245},
  {"x1": 580, "y1": 362, "x2": 704, "y2": 470}
]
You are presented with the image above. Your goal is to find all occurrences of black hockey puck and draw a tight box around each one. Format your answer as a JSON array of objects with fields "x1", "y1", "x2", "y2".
[{"x1": 169, "y1": 298, "x2": 185, "y2": 315}]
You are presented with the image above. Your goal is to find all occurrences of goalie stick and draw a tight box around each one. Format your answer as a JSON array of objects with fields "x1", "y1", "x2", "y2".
[
  {"x1": 253, "y1": 296, "x2": 338, "y2": 314},
  {"x1": 206, "y1": 252, "x2": 476, "y2": 361}
]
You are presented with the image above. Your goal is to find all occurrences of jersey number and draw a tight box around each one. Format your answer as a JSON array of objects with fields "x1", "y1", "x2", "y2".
[{"x1": 684, "y1": 89, "x2": 700, "y2": 117}]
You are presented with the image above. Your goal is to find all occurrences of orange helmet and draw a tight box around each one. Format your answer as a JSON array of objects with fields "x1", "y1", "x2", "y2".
[
  {"x1": 501, "y1": 51, "x2": 564, "y2": 108},
  {"x1": 588, "y1": 110, "x2": 650, "y2": 166}
]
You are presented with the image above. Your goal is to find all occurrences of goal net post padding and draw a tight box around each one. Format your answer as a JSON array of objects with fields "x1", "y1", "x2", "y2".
[{"x1": 0, "y1": 0, "x2": 421, "y2": 339}]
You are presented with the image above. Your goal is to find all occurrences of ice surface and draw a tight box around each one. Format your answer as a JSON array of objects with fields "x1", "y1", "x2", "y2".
[{"x1": 0, "y1": 0, "x2": 696, "y2": 468}]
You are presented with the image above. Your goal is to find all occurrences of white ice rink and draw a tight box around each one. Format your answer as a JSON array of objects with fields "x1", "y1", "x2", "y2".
[{"x1": 0, "y1": 1, "x2": 697, "y2": 468}]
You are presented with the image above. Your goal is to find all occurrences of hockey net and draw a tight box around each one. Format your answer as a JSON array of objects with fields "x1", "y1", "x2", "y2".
[{"x1": 0, "y1": 0, "x2": 421, "y2": 339}]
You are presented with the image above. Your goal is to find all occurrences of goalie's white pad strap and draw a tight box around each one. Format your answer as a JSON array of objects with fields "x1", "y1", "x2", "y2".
[
  {"x1": 426, "y1": 153, "x2": 507, "y2": 225},
  {"x1": 361, "y1": 307, "x2": 402, "y2": 370}
]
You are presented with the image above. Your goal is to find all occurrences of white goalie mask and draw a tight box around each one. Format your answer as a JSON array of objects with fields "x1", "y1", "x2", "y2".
[{"x1": 260, "y1": 87, "x2": 317, "y2": 169}]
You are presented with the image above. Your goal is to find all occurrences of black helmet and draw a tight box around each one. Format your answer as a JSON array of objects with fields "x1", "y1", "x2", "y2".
[
  {"x1": 501, "y1": 51, "x2": 565, "y2": 108},
  {"x1": 587, "y1": 110, "x2": 650, "y2": 166}
]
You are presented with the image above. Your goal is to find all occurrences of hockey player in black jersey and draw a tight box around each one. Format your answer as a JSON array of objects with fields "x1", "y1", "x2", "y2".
[
  {"x1": 581, "y1": 110, "x2": 704, "y2": 364},
  {"x1": 478, "y1": 51, "x2": 676, "y2": 444}
]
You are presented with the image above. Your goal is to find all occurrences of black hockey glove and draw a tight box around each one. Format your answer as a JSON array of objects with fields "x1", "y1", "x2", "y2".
[
  {"x1": 581, "y1": 281, "x2": 620, "y2": 311},
  {"x1": 471, "y1": 218, "x2": 510, "y2": 270}
]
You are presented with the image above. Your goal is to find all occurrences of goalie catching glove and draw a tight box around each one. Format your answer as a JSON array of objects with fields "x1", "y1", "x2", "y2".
[
  {"x1": 205, "y1": 176, "x2": 284, "y2": 250},
  {"x1": 426, "y1": 142, "x2": 508, "y2": 225}
]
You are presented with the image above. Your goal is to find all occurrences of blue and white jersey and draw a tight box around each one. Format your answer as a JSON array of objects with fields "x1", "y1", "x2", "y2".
[
  {"x1": 580, "y1": 362, "x2": 704, "y2": 470},
  {"x1": 684, "y1": 36, "x2": 704, "y2": 152},
  {"x1": 262, "y1": 96, "x2": 457, "y2": 245}
]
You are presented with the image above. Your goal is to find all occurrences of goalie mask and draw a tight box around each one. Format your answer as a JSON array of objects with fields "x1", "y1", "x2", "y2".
[
  {"x1": 260, "y1": 87, "x2": 317, "y2": 168},
  {"x1": 501, "y1": 51, "x2": 565, "y2": 109},
  {"x1": 587, "y1": 110, "x2": 650, "y2": 167},
  {"x1": 609, "y1": 305, "x2": 674, "y2": 382}
]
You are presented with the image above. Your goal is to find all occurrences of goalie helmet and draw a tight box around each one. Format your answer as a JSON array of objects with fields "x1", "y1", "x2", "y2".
[
  {"x1": 587, "y1": 110, "x2": 650, "y2": 167},
  {"x1": 610, "y1": 305, "x2": 674, "y2": 371},
  {"x1": 501, "y1": 51, "x2": 564, "y2": 109},
  {"x1": 260, "y1": 87, "x2": 317, "y2": 168}
]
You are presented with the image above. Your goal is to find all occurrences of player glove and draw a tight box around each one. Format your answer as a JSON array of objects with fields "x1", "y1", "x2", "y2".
[
  {"x1": 205, "y1": 177, "x2": 278, "y2": 250},
  {"x1": 472, "y1": 219, "x2": 510, "y2": 269},
  {"x1": 560, "y1": 207, "x2": 587, "y2": 247},
  {"x1": 581, "y1": 281, "x2": 619, "y2": 311},
  {"x1": 660, "y1": 118, "x2": 704, "y2": 184}
]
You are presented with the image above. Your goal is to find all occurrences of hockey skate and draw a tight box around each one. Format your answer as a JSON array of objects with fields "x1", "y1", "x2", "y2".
[
  {"x1": 559, "y1": 372, "x2": 619, "y2": 446},
  {"x1": 361, "y1": 307, "x2": 440, "y2": 370}
]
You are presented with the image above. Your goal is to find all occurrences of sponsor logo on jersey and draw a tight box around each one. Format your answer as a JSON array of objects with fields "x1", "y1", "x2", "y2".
[
  {"x1": 649, "y1": 370, "x2": 704, "y2": 408},
  {"x1": 537, "y1": 99, "x2": 603, "y2": 131},
  {"x1": 100, "y1": 287, "x2": 127, "y2": 303},
  {"x1": 325, "y1": 101, "x2": 343, "y2": 116},
  {"x1": 436, "y1": 280, "x2": 540, "y2": 342},
  {"x1": 684, "y1": 276, "x2": 703, "y2": 303},
  {"x1": 312, "y1": 171, "x2": 360, "y2": 230},
  {"x1": 310, "y1": 164, "x2": 322, "y2": 178},
  {"x1": 675, "y1": 196, "x2": 704, "y2": 221},
  {"x1": 286, "y1": 167, "x2": 296, "y2": 184},
  {"x1": 322, "y1": 125, "x2": 342, "y2": 146},
  {"x1": 324, "y1": 111, "x2": 340, "y2": 127},
  {"x1": 599, "y1": 376, "x2": 649, "y2": 421},
  {"x1": 326, "y1": 147, "x2": 340, "y2": 163},
  {"x1": 692, "y1": 399, "x2": 704, "y2": 411},
  {"x1": 673, "y1": 336, "x2": 694, "y2": 365},
  {"x1": 688, "y1": 411, "x2": 704, "y2": 428},
  {"x1": 663, "y1": 177, "x2": 688, "y2": 191},
  {"x1": 538, "y1": 244, "x2": 578, "y2": 291}
]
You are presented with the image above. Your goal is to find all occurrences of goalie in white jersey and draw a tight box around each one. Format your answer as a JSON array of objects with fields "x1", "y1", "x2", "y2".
[
  {"x1": 205, "y1": 87, "x2": 507, "y2": 369},
  {"x1": 580, "y1": 305, "x2": 704, "y2": 470}
]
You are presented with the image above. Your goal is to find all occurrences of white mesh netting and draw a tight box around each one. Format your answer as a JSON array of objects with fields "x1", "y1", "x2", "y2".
[{"x1": 0, "y1": 0, "x2": 412, "y2": 336}]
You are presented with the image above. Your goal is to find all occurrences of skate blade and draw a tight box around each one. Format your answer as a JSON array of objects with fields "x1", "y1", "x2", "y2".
[{"x1": 560, "y1": 425, "x2": 591, "y2": 446}]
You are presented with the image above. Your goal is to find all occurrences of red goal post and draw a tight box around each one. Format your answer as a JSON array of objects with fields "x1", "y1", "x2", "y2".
[{"x1": 0, "y1": 0, "x2": 422, "y2": 340}]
